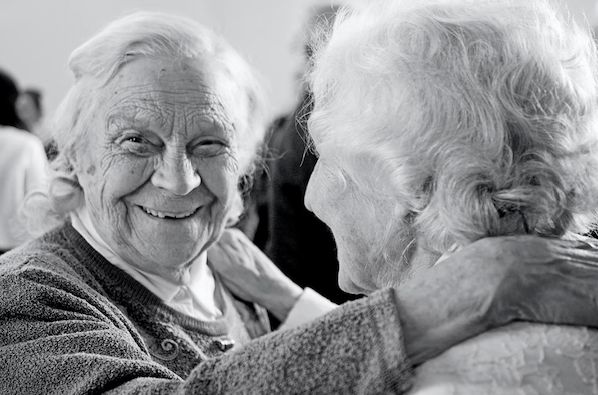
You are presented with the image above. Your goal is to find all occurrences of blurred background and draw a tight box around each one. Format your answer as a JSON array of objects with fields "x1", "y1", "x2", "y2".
[
  {"x1": 0, "y1": 0, "x2": 359, "y2": 124},
  {"x1": 1, "y1": 0, "x2": 596, "y2": 124}
]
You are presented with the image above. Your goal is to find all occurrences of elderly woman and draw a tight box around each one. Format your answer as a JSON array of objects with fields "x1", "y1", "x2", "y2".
[
  {"x1": 212, "y1": 0, "x2": 598, "y2": 393},
  {"x1": 304, "y1": 0, "x2": 598, "y2": 392},
  {"x1": 2, "y1": 9, "x2": 598, "y2": 395}
]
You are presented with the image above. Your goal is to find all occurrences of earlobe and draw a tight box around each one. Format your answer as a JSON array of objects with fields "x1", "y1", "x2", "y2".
[{"x1": 49, "y1": 175, "x2": 86, "y2": 213}]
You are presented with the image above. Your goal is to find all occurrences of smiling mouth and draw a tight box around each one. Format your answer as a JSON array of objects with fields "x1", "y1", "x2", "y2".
[{"x1": 139, "y1": 205, "x2": 199, "y2": 219}]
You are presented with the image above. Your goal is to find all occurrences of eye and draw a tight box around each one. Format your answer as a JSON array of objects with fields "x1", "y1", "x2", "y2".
[
  {"x1": 117, "y1": 131, "x2": 160, "y2": 156},
  {"x1": 190, "y1": 138, "x2": 228, "y2": 157},
  {"x1": 125, "y1": 136, "x2": 144, "y2": 144}
]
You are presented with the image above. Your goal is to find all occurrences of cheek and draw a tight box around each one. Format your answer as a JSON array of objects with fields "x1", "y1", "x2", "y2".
[
  {"x1": 94, "y1": 156, "x2": 154, "y2": 201},
  {"x1": 198, "y1": 156, "x2": 239, "y2": 205},
  {"x1": 306, "y1": 169, "x2": 332, "y2": 213}
]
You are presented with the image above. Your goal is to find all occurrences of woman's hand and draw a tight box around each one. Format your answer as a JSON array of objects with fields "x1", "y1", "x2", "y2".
[
  {"x1": 395, "y1": 235, "x2": 598, "y2": 365},
  {"x1": 208, "y1": 228, "x2": 303, "y2": 321}
]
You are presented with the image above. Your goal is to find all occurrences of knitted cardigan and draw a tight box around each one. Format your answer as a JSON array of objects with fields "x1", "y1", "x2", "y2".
[{"x1": 0, "y1": 223, "x2": 413, "y2": 394}]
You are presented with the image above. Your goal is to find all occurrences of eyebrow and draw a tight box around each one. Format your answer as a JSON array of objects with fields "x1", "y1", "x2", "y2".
[
  {"x1": 105, "y1": 109, "x2": 155, "y2": 132},
  {"x1": 105, "y1": 107, "x2": 237, "y2": 142}
]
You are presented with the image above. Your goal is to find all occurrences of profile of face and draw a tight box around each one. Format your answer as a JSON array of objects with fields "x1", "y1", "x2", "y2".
[
  {"x1": 305, "y1": 141, "x2": 418, "y2": 295},
  {"x1": 74, "y1": 56, "x2": 246, "y2": 279}
]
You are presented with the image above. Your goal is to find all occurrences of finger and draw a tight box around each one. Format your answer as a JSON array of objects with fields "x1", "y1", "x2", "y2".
[
  {"x1": 220, "y1": 243, "x2": 259, "y2": 273},
  {"x1": 207, "y1": 246, "x2": 235, "y2": 274},
  {"x1": 207, "y1": 243, "x2": 227, "y2": 263},
  {"x1": 208, "y1": 242, "x2": 249, "y2": 274},
  {"x1": 218, "y1": 228, "x2": 248, "y2": 250},
  {"x1": 222, "y1": 234, "x2": 266, "y2": 271}
]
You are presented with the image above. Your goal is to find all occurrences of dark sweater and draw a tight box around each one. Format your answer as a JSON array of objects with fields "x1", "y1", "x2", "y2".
[{"x1": 0, "y1": 223, "x2": 413, "y2": 394}]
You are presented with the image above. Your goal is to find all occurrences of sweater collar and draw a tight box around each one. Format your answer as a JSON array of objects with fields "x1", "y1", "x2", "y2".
[{"x1": 70, "y1": 205, "x2": 223, "y2": 320}]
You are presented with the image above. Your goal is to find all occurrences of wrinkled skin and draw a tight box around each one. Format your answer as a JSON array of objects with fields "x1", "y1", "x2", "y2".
[
  {"x1": 75, "y1": 56, "x2": 247, "y2": 281},
  {"x1": 305, "y1": 153, "x2": 433, "y2": 294},
  {"x1": 395, "y1": 235, "x2": 598, "y2": 364}
]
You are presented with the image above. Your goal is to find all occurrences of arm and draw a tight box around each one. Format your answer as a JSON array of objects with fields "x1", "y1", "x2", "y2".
[
  {"x1": 0, "y1": 264, "x2": 412, "y2": 394},
  {"x1": 181, "y1": 290, "x2": 410, "y2": 394},
  {"x1": 384, "y1": 235, "x2": 598, "y2": 365},
  {"x1": 210, "y1": 231, "x2": 598, "y2": 367}
]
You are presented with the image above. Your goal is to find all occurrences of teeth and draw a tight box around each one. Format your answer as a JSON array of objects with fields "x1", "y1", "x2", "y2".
[{"x1": 142, "y1": 206, "x2": 197, "y2": 219}]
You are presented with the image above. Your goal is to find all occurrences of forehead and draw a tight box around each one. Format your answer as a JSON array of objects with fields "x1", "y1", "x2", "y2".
[{"x1": 98, "y1": 56, "x2": 244, "y2": 127}]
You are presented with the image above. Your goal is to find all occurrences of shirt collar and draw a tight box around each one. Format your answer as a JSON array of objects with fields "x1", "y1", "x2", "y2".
[{"x1": 70, "y1": 205, "x2": 222, "y2": 319}]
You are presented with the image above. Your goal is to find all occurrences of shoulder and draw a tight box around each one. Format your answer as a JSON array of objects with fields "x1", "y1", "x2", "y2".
[
  {"x1": 0, "y1": 127, "x2": 43, "y2": 148},
  {"x1": 0, "y1": 227, "x2": 142, "y2": 338},
  {"x1": 413, "y1": 323, "x2": 598, "y2": 393},
  {"x1": 0, "y1": 127, "x2": 46, "y2": 160},
  {"x1": 0, "y1": 227, "x2": 79, "y2": 277},
  {"x1": 0, "y1": 226, "x2": 103, "y2": 310}
]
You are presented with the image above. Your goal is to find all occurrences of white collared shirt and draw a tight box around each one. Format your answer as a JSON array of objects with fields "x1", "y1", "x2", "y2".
[
  {"x1": 70, "y1": 205, "x2": 336, "y2": 325},
  {"x1": 71, "y1": 206, "x2": 222, "y2": 320}
]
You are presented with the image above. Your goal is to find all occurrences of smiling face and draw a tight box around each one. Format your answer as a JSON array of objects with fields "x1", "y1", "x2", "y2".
[{"x1": 74, "y1": 56, "x2": 246, "y2": 280}]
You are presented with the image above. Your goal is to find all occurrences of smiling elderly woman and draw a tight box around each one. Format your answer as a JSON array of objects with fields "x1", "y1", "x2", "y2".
[{"x1": 303, "y1": 0, "x2": 598, "y2": 392}]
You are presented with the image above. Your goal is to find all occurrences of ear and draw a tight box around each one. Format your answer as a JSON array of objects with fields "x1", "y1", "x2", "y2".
[{"x1": 49, "y1": 174, "x2": 85, "y2": 214}]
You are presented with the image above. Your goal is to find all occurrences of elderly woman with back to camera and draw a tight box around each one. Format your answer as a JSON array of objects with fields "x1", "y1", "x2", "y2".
[
  {"x1": 1, "y1": 7, "x2": 598, "y2": 395},
  {"x1": 305, "y1": 0, "x2": 598, "y2": 392},
  {"x1": 211, "y1": 0, "x2": 598, "y2": 393}
]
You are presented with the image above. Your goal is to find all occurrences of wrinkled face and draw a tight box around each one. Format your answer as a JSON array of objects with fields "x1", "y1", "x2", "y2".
[
  {"x1": 305, "y1": 146, "x2": 415, "y2": 295},
  {"x1": 75, "y1": 56, "x2": 246, "y2": 279}
]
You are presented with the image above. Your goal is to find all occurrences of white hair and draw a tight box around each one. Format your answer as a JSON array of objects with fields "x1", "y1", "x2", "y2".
[
  {"x1": 25, "y1": 12, "x2": 268, "y2": 233},
  {"x1": 309, "y1": 0, "x2": 598, "y2": 256}
]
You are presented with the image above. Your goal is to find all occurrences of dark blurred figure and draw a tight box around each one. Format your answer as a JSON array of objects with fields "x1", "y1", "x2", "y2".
[
  {"x1": 15, "y1": 88, "x2": 58, "y2": 160},
  {"x1": 264, "y1": 5, "x2": 355, "y2": 304},
  {"x1": 0, "y1": 70, "x2": 26, "y2": 130},
  {"x1": 16, "y1": 88, "x2": 43, "y2": 132},
  {"x1": 0, "y1": 69, "x2": 48, "y2": 253}
]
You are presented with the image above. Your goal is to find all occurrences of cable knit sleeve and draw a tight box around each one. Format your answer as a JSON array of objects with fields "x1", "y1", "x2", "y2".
[
  {"x1": 0, "y1": 254, "x2": 412, "y2": 394},
  {"x1": 182, "y1": 289, "x2": 413, "y2": 394}
]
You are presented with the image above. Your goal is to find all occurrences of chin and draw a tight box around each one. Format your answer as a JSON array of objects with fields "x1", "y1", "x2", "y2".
[{"x1": 338, "y1": 273, "x2": 371, "y2": 295}]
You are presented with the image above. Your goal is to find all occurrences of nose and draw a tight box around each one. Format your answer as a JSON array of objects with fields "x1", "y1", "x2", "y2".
[
  {"x1": 304, "y1": 170, "x2": 317, "y2": 213},
  {"x1": 151, "y1": 151, "x2": 201, "y2": 196}
]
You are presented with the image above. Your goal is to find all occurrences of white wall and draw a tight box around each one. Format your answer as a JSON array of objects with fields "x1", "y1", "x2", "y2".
[{"x1": 0, "y1": 0, "x2": 595, "y2": 124}]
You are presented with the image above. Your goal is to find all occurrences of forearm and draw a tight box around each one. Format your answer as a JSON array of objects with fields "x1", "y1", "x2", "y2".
[
  {"x1": 392, "y1": 278, "x2": 490, "y2": 366},
  {"x1": 278, "y1": 287, "x2": 338, "y2": 330},
  {"x1": 3, "y1": 289, "x2": 413, "y2": 395},
  {"x1": 184, "y1": 289, "x2": 413, "y2": 394},
  {"x1": 103, "y1": 290, "x2": 413, "y2": 394}
]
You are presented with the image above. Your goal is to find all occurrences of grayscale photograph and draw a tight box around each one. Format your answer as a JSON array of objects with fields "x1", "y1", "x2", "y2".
[{"x1": 1, "y1": 0, "x2": 598, "y2": 393}]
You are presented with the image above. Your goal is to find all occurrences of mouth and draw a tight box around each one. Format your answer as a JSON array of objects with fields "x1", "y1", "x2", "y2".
[{"x1": 138, "y1": 205, "x2": 200, "y2": 220}]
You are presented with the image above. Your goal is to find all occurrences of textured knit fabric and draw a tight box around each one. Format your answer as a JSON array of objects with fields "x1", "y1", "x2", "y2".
[{"x1": 0, "y1": 223, "x2": 413, "y2": 394}]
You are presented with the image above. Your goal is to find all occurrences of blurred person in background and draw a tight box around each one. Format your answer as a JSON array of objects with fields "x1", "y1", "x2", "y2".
[
  {"x1": 16, "y1": 88, "x2": 43, "y2": 133},
  {"x1": 264, "y1": 4, "x2": 355, "y2": 304},
  {"x1": 16, "y1": 88, "x2": 58, "y2": 160},
  {"x1": 0, "y1": 69, "x2": 48, "y2": 254}
]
